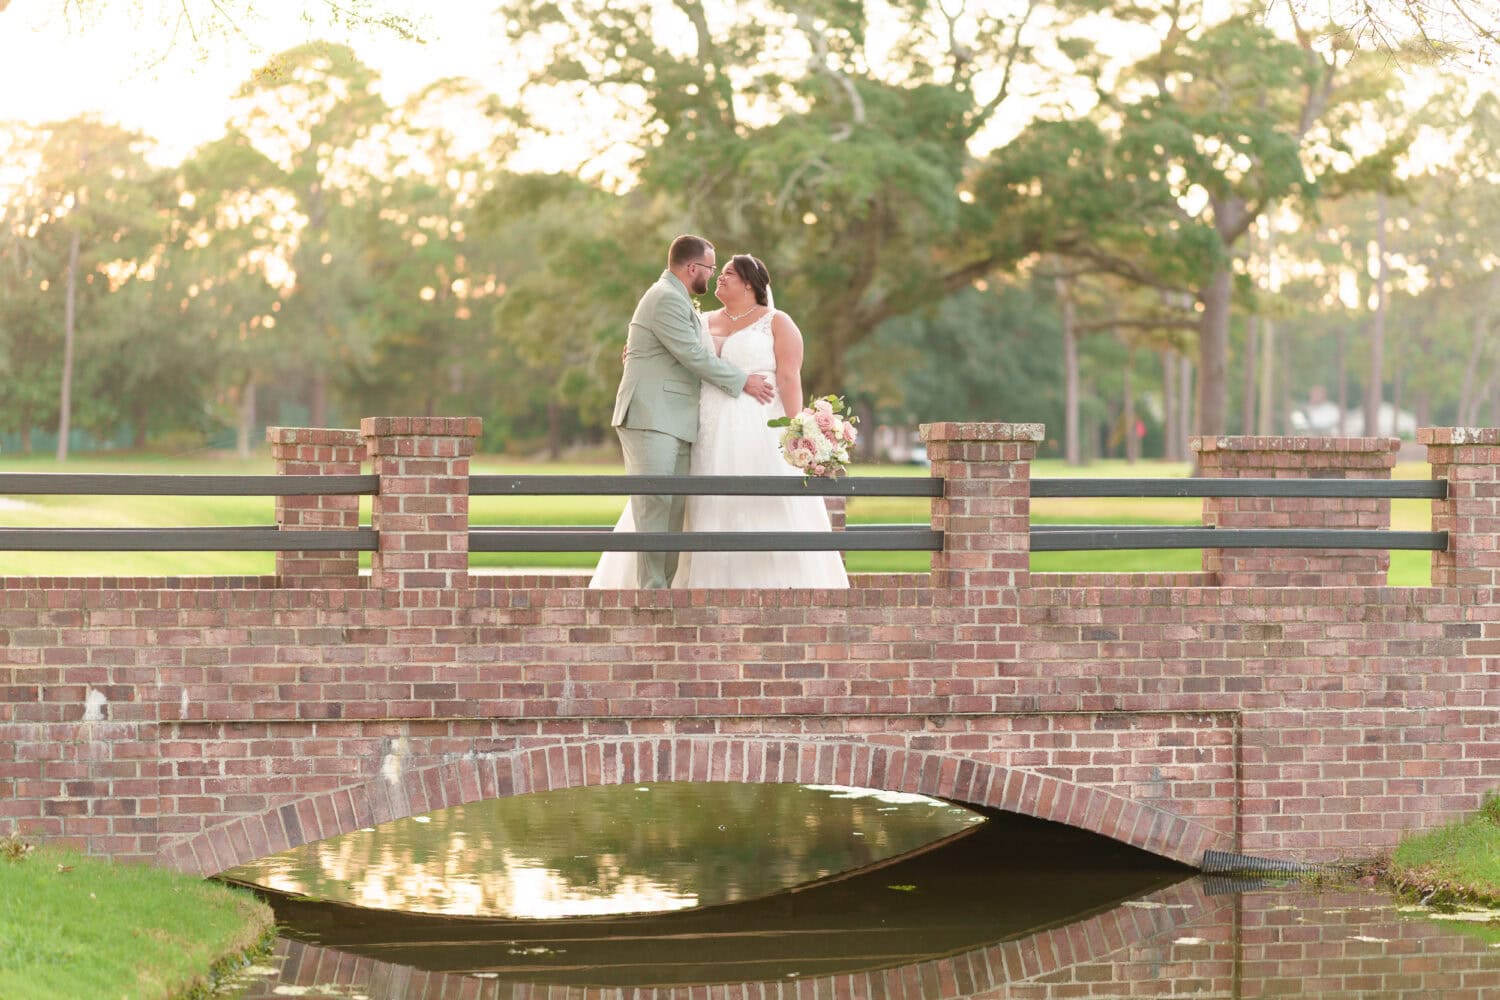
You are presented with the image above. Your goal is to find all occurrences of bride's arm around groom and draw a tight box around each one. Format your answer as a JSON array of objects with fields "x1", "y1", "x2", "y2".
[{"x1": 609, "y1": 235, "x2": 775, "y2": 589}]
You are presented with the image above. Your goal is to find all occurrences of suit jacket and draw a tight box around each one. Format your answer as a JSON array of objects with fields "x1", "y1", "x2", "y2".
[{"x1": 611, "y1": 270, "x2": 748, "y2": 443}]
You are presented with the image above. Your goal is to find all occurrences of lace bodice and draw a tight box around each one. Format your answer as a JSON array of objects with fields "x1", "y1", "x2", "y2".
[{"x1": 714, "y1": 311, "x2": 777, "y2": 375}]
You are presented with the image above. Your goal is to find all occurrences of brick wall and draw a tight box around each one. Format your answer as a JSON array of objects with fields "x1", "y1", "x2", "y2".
[{"x1": 2, "y1": 420, "x2": 1498, "y2": 875}]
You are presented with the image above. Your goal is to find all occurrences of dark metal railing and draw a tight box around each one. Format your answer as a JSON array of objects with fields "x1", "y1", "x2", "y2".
[
  {"x1": 470, "y1": 475, "x2": 941, "y2": 552},
  {"x1": 0, "y1": 472, "x2": 378, "y2": 552},
  {"x1": 0, "y1": 472, "x2": 1450, "y2": 555},
  {"x1": 469, "y1": 475, "x2": 942, "y2": 497},
  {"x1": 1032, "y1": 527, "x2": 1446, "y2": 552},
  {"x1": 1030, "y1": 476, "x2": 1448, "y2": 552},
  {"x1": 0, "y1": 473, "x2": 379, "y2": 496},
  {"x1": 1032, "y1": 478, "x2": 1447, "y2": 499},
  {"x1": 0, "y1": 526, "x2": 378, "y2": 552}
]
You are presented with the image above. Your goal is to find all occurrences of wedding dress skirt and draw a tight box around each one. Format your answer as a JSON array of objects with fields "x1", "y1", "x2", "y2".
[{"x1": 590, "y1": 312, "x2": 849, "y2": 589}]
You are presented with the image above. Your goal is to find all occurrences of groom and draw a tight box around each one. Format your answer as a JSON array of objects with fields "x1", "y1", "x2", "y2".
[{"x1": 611, "y1": 235, "x2": 776, "y2": 588}]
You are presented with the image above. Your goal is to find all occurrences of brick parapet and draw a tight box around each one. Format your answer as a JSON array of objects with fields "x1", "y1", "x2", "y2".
[
  {"x1": 268, "y1": 426, "x2": 365, "y2": 586},
  {"x1": 1420, "y1": 427, "x2": 1500, "y2": 588},
  {"x1": 5, "y1": 424, "x2": 1500, "y2": 874},
  {"x1": 359, "y1": 416, "x2": 481, "y2": 601},
  {"x1": 921, "y1": 422, "x2": 1042, "y2": 599},
  {"x1": 1191, "y1": 434, "x2": 1400, "y2": 587},
  {"x1": 4, "y1": 572, "x2": 1497, "y2": 867}
]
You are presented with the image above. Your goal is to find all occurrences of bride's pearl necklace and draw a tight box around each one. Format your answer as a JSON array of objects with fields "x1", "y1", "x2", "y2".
[{"x1": 724, "y1": 304, "x2": 757, "y2": 322}]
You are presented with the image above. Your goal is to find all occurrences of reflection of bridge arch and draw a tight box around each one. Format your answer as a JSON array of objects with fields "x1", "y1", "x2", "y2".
[
  {"x1": 165, "y1": 736, "x2": 1229, "y2": 875},
  {"x1": 235, "y1": 880, "x2": 1226, "y2": 1000}
]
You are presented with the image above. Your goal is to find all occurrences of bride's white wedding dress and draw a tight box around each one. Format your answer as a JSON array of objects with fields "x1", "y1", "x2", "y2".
[{"x1": 590, "y1": 311, "x2": 849, "y2": 589}]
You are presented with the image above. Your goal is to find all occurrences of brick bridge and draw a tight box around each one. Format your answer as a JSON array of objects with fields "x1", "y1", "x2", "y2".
[{"x1": 2, "y1": 419, "x2": 1498, "y2": 876}]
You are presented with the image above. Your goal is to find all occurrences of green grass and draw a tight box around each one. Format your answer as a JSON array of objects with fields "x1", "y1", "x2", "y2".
[
  {"x1": 0, "y1": 452, "x2": 1437, "y2": 583},
  {"x1": 1389, "y1": 796, "x2": 1500, "y2": 908},
  {"x1": 0, "y1": 840, "x2": 273, "y2": 1000}
]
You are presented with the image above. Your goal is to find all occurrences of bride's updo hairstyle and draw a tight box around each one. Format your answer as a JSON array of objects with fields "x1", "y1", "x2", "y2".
[{"x1": 729, "y1": 254, "x2": 772, "y2": 307}]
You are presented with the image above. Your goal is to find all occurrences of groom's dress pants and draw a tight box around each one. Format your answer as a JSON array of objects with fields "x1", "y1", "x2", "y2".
[{"x1": 616, "y1": 427, "x2": 692, "y2": 589}]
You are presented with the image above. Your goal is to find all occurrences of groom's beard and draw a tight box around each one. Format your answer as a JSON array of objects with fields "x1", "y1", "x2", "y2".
[{"x1": 691, "y1": 275, "x2": 710, "y2": 295}]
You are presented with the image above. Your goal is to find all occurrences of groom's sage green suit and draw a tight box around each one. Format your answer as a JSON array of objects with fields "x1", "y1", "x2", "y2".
[{"x1": 612, "y1": 270, "x2": 748, "y2": 588}]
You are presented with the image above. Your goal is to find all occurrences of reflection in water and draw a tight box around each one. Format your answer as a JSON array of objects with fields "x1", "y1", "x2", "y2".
[
  {"x1": 222, "y1": 883, "x2": 1500, "y2": 1000},
  {"x1": 220, "y1": 783, "x2": 987, "y2": 919},
  {"x1": 224, "y1": 803, "x2": 1190, "y2": 990}
]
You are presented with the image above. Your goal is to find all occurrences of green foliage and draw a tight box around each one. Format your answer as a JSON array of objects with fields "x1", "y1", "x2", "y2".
[
  {"x1": 0, "y1": 844, "x2": 272, "y2": 1000},
  {"x1": 1391, "y1": 797, "x2": 1500, "y2": 906},
  {"x1": 1, "y1": 834, "x2": 35, "y2": 863},
  {"x1": 849, "y1": 278, "x2": 1065, "y2": 429}
]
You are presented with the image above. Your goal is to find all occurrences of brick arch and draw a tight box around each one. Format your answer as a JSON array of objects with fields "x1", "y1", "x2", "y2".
[{"x1": 164, "y1": 737, "x2": 1228, "y2": 875}]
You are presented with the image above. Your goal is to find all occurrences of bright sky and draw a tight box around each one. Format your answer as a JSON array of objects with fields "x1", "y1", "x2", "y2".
[
  {"x1": 0, "y1": 1, "x2": 554, "y2": 166},
  {"x1": 0, "y1": 0, "x2": 1490, "y2": 183}
]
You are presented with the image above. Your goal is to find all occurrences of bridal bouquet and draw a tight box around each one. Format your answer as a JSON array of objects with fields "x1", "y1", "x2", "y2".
[{"x1": 768, "y1": 395, "x2": 859, "y2": 478}]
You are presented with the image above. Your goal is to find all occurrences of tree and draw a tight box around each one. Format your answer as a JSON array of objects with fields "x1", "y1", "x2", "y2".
[
  {"x1": 981, "y1": 3, "x2": 1407, "y2": 441},
  {"x1": 2, "y1": 1, "x2": 423, "y2": 58},
  {"x1": 1275, "y1": 0, "x2": 1499, "y2": 65},
  {"x1": 227, "y1": 43, "x2": 387, "y2": 426},
  {"x1": 479, "y1": 172, "x2": 644, "y2": 456},
  {"x1": 500, "y1": 0, "x2": 1111, "y2": 396},
  {"x1": 0, "y1": 139, "x2": 61, "y2": 453},
  {"x1": 341, "y1": 77, "x2": 515, "y2": 421},
  {"x1": 5, "y1": 117, "x2": 165, "y2": 458}
]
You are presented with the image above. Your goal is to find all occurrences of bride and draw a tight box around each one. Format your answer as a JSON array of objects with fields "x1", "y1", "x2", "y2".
[{"x1": 590, "y1": 253, "x2": 849, "y2": 589}]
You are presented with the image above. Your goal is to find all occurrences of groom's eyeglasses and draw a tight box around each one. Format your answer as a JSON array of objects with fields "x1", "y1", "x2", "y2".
[{"x1": 691, "y1": 262, "x2": 717, "y2": 275}]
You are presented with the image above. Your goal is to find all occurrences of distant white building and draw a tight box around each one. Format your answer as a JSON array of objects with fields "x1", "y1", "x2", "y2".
[{"x1": 1290, "y1": 393, "x2": 1417, "y2": 439}]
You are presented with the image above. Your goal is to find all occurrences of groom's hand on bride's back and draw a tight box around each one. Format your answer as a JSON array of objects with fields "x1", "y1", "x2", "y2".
[{"x1": 743, "y1": 374, "x2": 775, "y2": 403}]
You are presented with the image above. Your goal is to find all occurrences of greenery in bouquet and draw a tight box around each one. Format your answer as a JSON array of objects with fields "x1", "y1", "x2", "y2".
[{"x1": 768, "y1": 395, "x2": 859, "y2": 478}]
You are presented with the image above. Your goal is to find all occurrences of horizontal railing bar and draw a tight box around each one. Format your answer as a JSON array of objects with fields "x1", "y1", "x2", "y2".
[
  {"x1": 1032, "y1": 523, "x2": 1200, "y2": 531},
  {"x1": 0, "y1": 473, "x2": 379, "y2": 496},
  {"x1": 0, "y1": 527, "x2": 378, "y2": 551},
  {"x1": 1031, "y1": 478, "x2": 1447, "y2": 499},
  {"x1": 470, "y1": 475, "x2": 944, "y2": 497},
  {"x1": 472, "y1": 523, "x2": 924, "y2": 533},
  {"x1": 469, "y1": 529, "x2": 944, "y2": 552},
  {"x1": 1031, "y1": 528, "x2": 1448, "y2": 552}
]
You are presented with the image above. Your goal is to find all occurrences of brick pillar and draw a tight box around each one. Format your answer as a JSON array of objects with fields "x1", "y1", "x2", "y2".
[
  {"x1": 920, "y1": 422, "x2": 1042, "y2": 598},
  {"x1": 268, "y1": 427, "x2": 365, "y2": 585},
  {"x1": 360, "y1": 417, "x2": 481, "y2": 602},
  {"x1": 1419, "y1": 427, "x2": 1500, "y2": 588},
  {"x1": 1192, "y1": 435, "x2": 1399, "y2": 588}
]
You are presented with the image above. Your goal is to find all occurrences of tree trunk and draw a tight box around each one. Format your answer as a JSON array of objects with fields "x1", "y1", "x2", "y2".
[
  {"x1": 310, "y1": 373, "x2": 328, "y2": 428},
  {"x1": 1458, "y1": 309, "x2": 1486, "y2": 425},
  {"x1": 1242, "y1": 314, "x2": 1258, "y2": 435},
  {"x1": 236, "y1": 376, "x2": 258, "y2": 460},
  {"x1": 1179, "y1": 354, "x2": 1195, "y2": 462},
  {"x1": 1196, "y1": 264, "x2": 1231, "y2": 439},
  {"x1": 1391, "y1": 364, "x2": 1403, "y2": 441},
  {"x1": 1162, "y1": 350, "x2": 1179, "y2": 462},
  {"x1": 1058, "y1": 276, "x2": 1081, "y2": 466},
  {"x1": 1280, "y1": 330, "x2": 1293, "y2": 440},
  {"x1": 133, "y1": 400, "x2": 148, "y2": 450},
  {"x1": 547, "y1": 398, "x2": 563, "y2": 460},
  {"x1": 1336, "y1": 327, "x2": 1348, "y2": 435},
  {"x1": 1363, "y1": 192, "x2": 1388, "y2": 438},
  {"x1": 1256, "y1": 225, "x2": 1277, "y2": 436},
  {"x1": 1257, "y1": 316, "x2": 1277, "y2": 435},
  {"x1": 1082, "y1": 378, "x2": 1099, "y2": 463},
  {"x1": 56, "y1": 227, "x2": 80, "y2": 463},
  {"x1": 1123, "y1": 348, "x2": 1139, "y2": 464}
]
